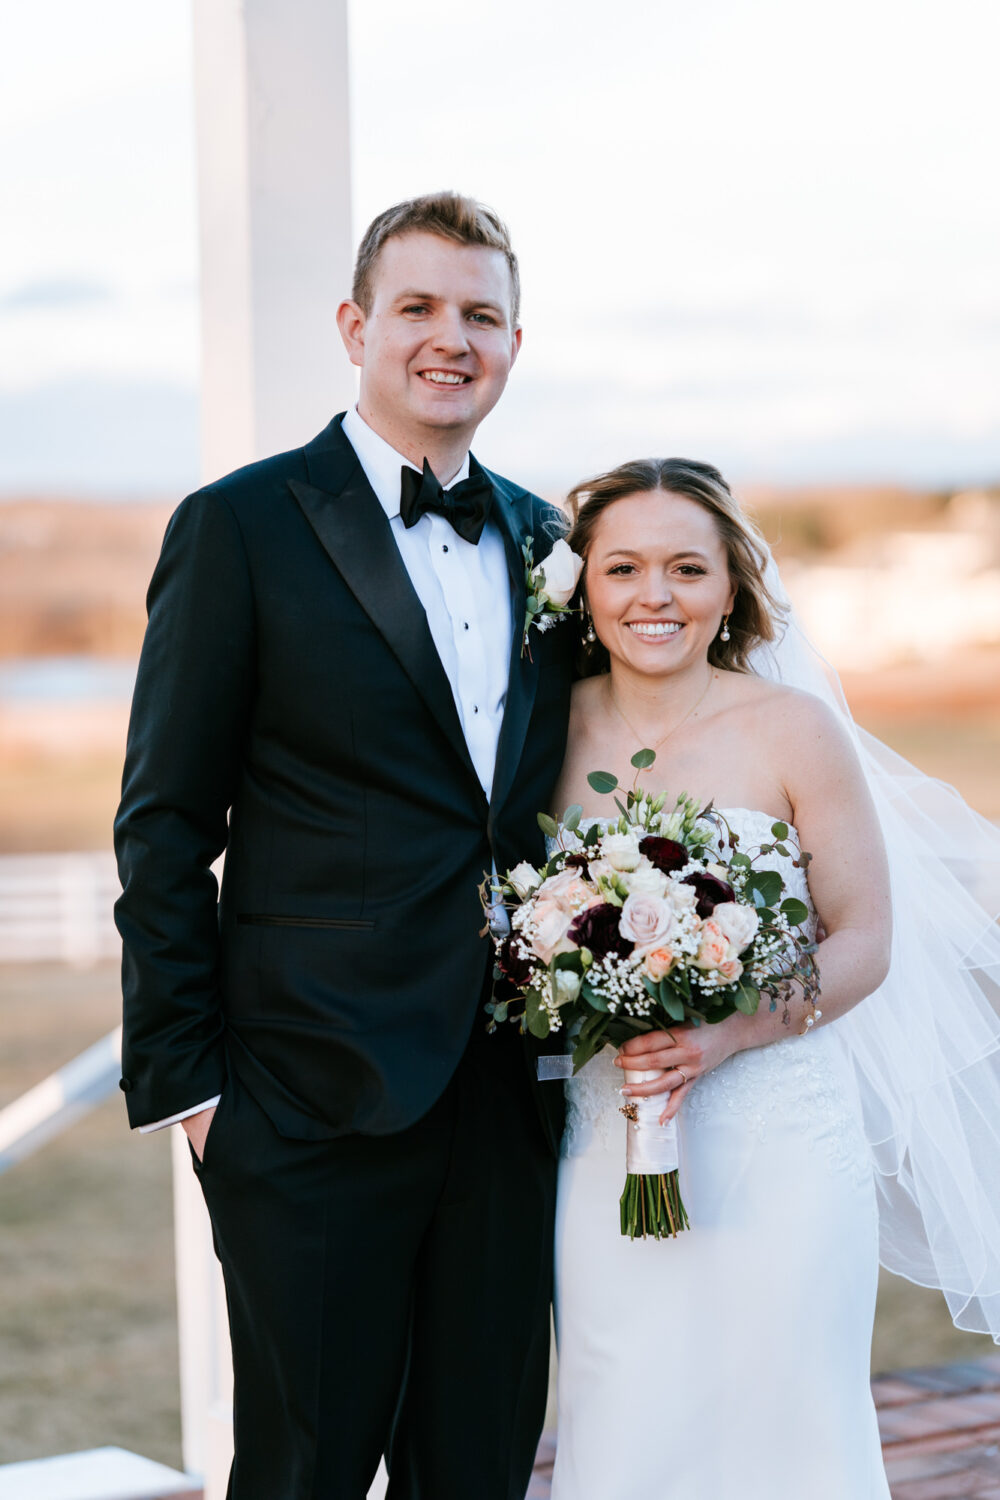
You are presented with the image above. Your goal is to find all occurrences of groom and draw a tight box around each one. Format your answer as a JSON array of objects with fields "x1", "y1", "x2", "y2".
[{"x1": 115, "y1": 193, "x2": 573, "y2": 1499}]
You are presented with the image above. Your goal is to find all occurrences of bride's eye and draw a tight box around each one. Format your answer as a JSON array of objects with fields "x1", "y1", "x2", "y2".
[
  {"x1": 676, "y1": 564, "x2": 707, "y2": 577},
  {"x1": 606, "y1": 563, "x2": 636, "y2": 576}
]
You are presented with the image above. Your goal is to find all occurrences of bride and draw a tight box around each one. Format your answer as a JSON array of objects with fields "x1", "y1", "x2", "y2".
[{"x1": 546, "y1": 457, "x2": 999, "y2": 1498}]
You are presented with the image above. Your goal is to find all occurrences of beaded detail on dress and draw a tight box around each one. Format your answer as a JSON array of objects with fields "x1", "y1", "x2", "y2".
[{"x1": 556, "y1": 810, "x2": 871, "y2": 1183}]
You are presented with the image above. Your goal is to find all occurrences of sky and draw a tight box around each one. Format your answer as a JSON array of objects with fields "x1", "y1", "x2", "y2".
[{"x1": 1, "y1": 0, "x2": 998, "y2": 497}]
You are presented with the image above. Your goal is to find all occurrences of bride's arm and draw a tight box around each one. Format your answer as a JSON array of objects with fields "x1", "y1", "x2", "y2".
[{"x1": 617, "y1": 694, "x2": 893, "y2": 1119}]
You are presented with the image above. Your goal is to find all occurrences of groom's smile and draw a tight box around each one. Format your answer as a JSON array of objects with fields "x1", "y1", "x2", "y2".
[{"x1": 338, "y1": 229, "x2": 521, "y2": 467}]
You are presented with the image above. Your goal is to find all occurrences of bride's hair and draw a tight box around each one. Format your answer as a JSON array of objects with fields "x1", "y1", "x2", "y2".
[{"x1": 566, "y1": 457, "x2": 785, "y2": 675}]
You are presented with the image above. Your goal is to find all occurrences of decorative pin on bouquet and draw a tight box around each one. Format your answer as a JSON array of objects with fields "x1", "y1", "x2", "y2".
[{"x1": 481, "y1": 750, "x2": 819, "y2": 1240}]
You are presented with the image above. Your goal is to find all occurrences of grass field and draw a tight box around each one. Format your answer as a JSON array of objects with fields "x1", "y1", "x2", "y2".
[{"x1": 1, "y1": 964, "x2": 995, "y2": 1469}]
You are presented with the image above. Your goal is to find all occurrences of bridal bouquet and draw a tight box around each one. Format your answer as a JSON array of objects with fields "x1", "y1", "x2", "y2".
[{"x1": 482, "y1": 751, "x2": 819, "y2": 1240}]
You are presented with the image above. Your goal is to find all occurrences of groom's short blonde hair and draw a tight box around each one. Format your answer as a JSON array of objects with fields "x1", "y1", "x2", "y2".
[{"x1": 352, "y1": 192, "x2": 521, "y2": 325}]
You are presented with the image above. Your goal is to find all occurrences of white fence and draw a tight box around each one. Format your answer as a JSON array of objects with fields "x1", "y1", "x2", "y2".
[{"x1": 0, "y1": 851, "x2": 120, "y2": 965}]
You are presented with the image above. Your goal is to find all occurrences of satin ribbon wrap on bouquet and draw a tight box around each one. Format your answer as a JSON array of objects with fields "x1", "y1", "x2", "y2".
[{"x1": 620, "y1": 1068, "x2": 689, "y2": 1239}]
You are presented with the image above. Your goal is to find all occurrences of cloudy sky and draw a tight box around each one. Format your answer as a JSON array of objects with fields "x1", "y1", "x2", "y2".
[{"x1": 1, "y1": 0, "x2": 998, "y2": 496}]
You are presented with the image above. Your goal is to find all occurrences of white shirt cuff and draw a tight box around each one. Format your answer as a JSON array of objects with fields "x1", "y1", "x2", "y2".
[{"x1": 139, "y1": 1095, "x2": 222, "y2": 1133}]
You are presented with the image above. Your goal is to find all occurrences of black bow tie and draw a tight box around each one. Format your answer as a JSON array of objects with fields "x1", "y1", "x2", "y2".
[{"x1": 399, "y1": 458, "x2": 493, "y2": 546}]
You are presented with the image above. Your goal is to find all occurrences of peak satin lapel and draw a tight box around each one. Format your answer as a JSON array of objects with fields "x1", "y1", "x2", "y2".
[
  {"x1": 288, "y1": 474, "x2": 485, "y2": 803},
  {"x1": 488, "y1": 484, "x2": 539, "y2": 834}
]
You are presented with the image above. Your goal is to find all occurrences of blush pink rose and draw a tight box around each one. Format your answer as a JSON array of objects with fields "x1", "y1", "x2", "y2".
[
  {"x1": 643, "y1": 946, "x2": 677, "y2": 982},
  {"x1": 619, "y1": 893, "x2": 675, "y2": 952},
  {"x1": 694, "y1": 919, "x2": 734, "y2": 971},
  {"x1": 717, "y1": 957, "x2": 744, "y2": 982},
  {"x1": 529, "y1": 896, "x2": 576, "y2": 965},
  {"x1": 537, "y1": 868, "x2": 600, "y2": 915}
]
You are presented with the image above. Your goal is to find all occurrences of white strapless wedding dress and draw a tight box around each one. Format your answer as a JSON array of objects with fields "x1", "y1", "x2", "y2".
[{"x1": 551, "y1": 809, "x2": 891, "y2": 1500}]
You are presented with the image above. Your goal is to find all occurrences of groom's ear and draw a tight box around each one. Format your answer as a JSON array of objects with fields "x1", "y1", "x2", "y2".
[{"x1": 337, "y1": 299, "x2": 367, "y2": 368}]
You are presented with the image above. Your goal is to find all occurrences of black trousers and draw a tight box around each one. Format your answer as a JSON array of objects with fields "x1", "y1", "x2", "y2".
[{"x1": 192, "y1": 1017, "x2": 556, "y2": 1500}]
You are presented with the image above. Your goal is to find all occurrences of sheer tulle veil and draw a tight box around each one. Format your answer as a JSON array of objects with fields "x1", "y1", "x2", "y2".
[{"x1": 753, "y1": 558, "x2": 1000, "y2": 1340}]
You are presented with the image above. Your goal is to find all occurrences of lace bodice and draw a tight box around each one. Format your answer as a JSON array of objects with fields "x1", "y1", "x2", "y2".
[{"x1": 555, "y1": 809, "x2": 870, "y2": 1182}]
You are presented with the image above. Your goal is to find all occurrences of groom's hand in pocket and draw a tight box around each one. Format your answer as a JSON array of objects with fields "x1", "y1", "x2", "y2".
[{"x1": 182, "y1": 1105, "x2": 217, "y2": 1163}]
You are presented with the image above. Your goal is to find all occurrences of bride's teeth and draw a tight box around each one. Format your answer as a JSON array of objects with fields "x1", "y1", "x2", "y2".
[
  {"x1": 423, "y1": 371, "x2": 467, "y2": 384},
  {"x1": 629, "y1": 622, "x2": 682, "y2": 638}
]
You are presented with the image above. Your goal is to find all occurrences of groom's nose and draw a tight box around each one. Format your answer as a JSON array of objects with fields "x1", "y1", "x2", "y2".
[{"x1": 429, "y1": 306, "x2": 471, "y2": 355}]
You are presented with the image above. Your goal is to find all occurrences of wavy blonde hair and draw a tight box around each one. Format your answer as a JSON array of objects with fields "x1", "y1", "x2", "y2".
[{"x1": 566, "y1": 457, "x2": 785, "y2": 675}]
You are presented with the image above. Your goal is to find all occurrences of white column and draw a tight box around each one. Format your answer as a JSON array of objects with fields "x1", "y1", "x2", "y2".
[
  {"x1": 192, "y1": 0, "x2": 356, "y2": 481},
  {"x1": 182, "y1": 4, "x2": 363, "y2": 1497}
]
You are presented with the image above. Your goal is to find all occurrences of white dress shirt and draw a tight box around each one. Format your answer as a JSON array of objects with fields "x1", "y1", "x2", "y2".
[{"x1": 142, "y1": 407, "x2": 514, "y2": 1133}]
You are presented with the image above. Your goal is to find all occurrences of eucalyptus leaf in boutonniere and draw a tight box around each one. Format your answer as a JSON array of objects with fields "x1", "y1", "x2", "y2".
[{"x1": 522, "y1": 537, "x2": 584, "y2": 658}]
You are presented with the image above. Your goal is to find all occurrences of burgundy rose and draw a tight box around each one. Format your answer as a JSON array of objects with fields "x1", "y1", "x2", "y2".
[
  {"x1": 565, "y1": 852, "x2": 590, "y2": 870},
  {"x1": 497, "y1": 934, "x2": 534, "y2": 987},
  {"x1": 683, "y1": 871, "x2": 736, "y2": 919},
  {"x1": 569, "y1": 901, "x2": 633, "y2": 960},
  {"x1": 639, "y1": 837, "x2": 689, "y2": 874}
]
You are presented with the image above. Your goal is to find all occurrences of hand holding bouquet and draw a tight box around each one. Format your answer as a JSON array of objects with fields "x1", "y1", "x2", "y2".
[{"x1": 482, "y1": 751, "x2": 819, "y2": 1240}]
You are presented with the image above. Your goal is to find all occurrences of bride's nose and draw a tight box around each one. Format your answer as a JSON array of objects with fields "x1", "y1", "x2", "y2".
[{"x1": 639, "y1": 570, "x2": 673, "y2": 609}]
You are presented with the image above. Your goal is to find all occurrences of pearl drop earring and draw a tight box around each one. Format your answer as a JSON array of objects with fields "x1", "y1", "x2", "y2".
[
  {"x1": 584, "y1": 609, "x2": 597, "y2": 645},
  {"x1": 720, "y1": 613, "x2": 731, "y2": 643}
]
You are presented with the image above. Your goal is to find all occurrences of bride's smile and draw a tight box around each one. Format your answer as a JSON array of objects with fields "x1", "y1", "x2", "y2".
[{"x1": 584, "y1": 488, "x2": 735, "y2": 686}]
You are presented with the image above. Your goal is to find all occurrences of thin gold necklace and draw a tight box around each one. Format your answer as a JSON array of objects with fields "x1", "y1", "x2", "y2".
[{"x1": 607, "y1": 667, "x2": 715, "y2": 753}]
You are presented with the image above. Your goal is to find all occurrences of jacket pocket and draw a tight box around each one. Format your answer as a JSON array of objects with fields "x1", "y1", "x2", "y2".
[{"x1": 236, "y1": 914, "x2": 375, "y2": 931}]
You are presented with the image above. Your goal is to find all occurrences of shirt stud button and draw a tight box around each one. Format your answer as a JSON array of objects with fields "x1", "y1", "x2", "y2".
[{"x1": 442, "y1": 544, "x2": 449, "y2": 553}]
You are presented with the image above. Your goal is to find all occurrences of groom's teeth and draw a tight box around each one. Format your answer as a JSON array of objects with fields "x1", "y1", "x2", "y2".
[
  {"x1": 422, "y1": 371, "x2": 468, "y2": 384},
  {"x1": 628, "y1": 622, "x2": 682, "y2": 638}
]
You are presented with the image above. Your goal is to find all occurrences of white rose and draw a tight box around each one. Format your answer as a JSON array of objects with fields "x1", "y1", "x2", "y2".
[
  {"x1": 507, "y1": 861, "x2": 542, "y2": 900},
  {"x1": 711, "y1": 901, "x2": 760, "y2": 952},
  {"x1": 552, "y1": 969, "x2": 582, "y2": 1006},
  {"x1": 537, "y1": 538, "x2": 584, "y2": 608},
  {"x1": 602, "y1": 831, "x2": 643, "y2": 872},
  {"x1": 666, "y1": 880, "x2": 698, "y2": 913},
  {"x1": 623, "y1": 861, "x2": 669, "y2": 898}
]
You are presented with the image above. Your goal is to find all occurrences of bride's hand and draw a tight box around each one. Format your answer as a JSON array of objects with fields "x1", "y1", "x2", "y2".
[{"x1": 614, "y1": 1018, "x2": 746, "y2": 1123}]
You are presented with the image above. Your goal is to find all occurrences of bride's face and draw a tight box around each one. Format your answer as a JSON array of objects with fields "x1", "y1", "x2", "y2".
[{"x1": 585, "y1": 489, "x2": 735, "y2": 677}]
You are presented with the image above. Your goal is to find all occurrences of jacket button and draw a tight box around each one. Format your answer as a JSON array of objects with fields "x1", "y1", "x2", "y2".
[{"x1": 119, "y1": 1077, "x2": 133, "y2": 1093}]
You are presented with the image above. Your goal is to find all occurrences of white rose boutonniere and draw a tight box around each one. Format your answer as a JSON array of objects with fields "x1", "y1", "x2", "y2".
[{"x1": 522, "y1": 537, "x2": 584, "y2": 657}]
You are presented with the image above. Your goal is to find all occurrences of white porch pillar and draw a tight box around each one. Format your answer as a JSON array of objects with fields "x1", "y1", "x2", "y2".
[{"x1": 182, "y1": 4, "x2": 373, "y2": 1497}]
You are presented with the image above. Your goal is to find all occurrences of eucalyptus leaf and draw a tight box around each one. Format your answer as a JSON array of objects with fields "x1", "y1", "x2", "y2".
[
  {"x1": 631, "y1": 747, "x2": 657, "y2": 770},
  {"x1": 771, "y1": 821, "x2": 789, "y2": 840},
  {"x1": 536, "y1": 812, "x2": 559, "y2": 837},
  {"x1": 563, "y1": 803, "x2": 583, "y2": 832},
  {"x1": 526, "y1": 594, "x2": 540, "y2": 613},
  {"x1": 734, "y1": 986, "x2": 758, "y2": 1016},
  {"x1": 660, "y1": 992, "x2": 686, "y2": 1022},
  {"x1": 747, "y1": 869, "x2": 783, "y2": 906},
  {"x1": 780, "y1": 897, "x2": 809, "y2": 925},
  {"x1": 527, "y1": 1007, "x2": 551, "y2": 1039},
  {"x1": 580, "y1": 980, "x2": 609, "y2": 1012},
  {"x1": 587, "y1": 770, "x2": 620, "y2": 795}
]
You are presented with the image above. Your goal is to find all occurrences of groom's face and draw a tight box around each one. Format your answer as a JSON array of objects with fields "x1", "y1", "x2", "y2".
[{"x1": 341, "y1": 231, "x2": 521, "y2": 450}]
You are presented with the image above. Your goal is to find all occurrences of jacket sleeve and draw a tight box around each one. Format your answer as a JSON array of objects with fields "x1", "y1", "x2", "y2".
[{"x1": 114, "y1": 488, "x2": 255, "y2": 1127}]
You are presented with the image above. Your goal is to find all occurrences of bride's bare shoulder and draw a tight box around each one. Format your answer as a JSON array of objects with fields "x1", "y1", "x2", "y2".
[{"x1": 726, "y1": 676, "x2": 854, "y2": 764}]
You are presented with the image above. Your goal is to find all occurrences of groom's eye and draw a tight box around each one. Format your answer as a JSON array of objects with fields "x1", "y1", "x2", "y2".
[
  {"x1": 401, "y1": 303, "x2": 430, "y2": 316},
  {"x1": 468, "y1": 311, "x2": 499, "y2": 326}
]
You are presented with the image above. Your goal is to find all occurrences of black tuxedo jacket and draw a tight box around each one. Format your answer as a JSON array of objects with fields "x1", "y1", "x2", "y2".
[{"x1": 115, "y1": 415, "x2": 572, "y2": 1146}]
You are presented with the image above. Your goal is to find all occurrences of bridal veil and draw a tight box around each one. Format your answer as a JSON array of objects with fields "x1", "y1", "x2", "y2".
[{"x1": 754, "y1": 562, "x2": 1000, "y2": 1340}]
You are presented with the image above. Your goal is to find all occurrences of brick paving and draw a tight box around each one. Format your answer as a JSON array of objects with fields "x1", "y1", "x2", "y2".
[{"x1": 528, "y1": 1356, "x2": 1000, "y2": 1499}]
